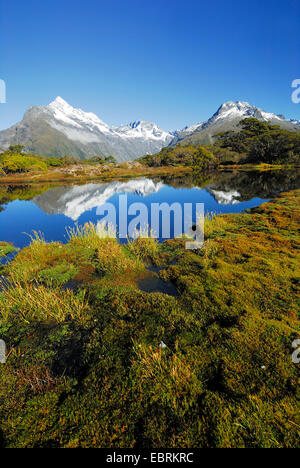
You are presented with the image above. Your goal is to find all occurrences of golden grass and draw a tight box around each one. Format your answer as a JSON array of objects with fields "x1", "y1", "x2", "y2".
[
  {"x1": 0, "y1": 279, "x2": 90, "y2": 324},
  {"x1": 204, "y1": 212, "x2": 233, "y2": 238},
  {"x1": 126, "y1": 228, "x2": 159, "y2": 261},
  {"x1": 0, "y1": 165, "x2": 191, "y2": 184}
]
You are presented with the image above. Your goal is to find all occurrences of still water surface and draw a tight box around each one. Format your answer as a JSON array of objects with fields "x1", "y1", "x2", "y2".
[{"x1": 0, "y1": 170, "x2": 299, "y2": 252}]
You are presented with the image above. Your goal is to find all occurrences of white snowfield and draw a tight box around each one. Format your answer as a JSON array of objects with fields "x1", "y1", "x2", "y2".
[
  {"x1": 48, "y1": 96, "x2": 112, "y2": 134},
  {"x1": 47, "y1": 97, "x2": 173, "y2": 146}
]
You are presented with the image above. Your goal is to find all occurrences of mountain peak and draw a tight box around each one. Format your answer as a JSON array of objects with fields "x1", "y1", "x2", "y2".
[
  {"x1": 212, "y1": 100, "x2": 286, "y2": 123},
  {"x1": 52, "y1": 96, "x2": 68, "y2": 104},
  {"x1": 46, "y1": 96, "x2": 111, "y2": 133},
  {"x1": 6, "y1": 97, "x2": 173, "y2": 162},
  {"x1": 49, "y1": 96, "x2": 73, "y2": 110},
  {"x1": 169, "y1": 100, "x2": 300, "y2": 147},
  {"x1": 218, "y1": 101, "x2": 252, "y2": 112}
]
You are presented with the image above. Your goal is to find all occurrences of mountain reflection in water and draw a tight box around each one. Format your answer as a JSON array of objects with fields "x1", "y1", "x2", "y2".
[{"x1": 0, "y1": 169, "x2": 299, "y2": 249}]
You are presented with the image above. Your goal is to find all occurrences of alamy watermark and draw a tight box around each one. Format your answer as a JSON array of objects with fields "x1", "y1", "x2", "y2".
[
  {"x1": 292, "y1": 339, "x2": 300, "y2": 364},
  {"x1": 291, "y1": 79, "x2": 300, "y2": 104},
  {"x1": 0, "y1": 340, "x2": 6, "y2": 364},
  {"x1": 96, "y1": 195, "x2": 204, "y2": 249},
  {"x1": 0, "y1": 79, "x2": 6, "y2": 103}
]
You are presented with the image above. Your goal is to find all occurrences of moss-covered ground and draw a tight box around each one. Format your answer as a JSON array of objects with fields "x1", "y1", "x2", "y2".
[{"x1": 0, "y1": 190, "x2": 299, "y2": 448}]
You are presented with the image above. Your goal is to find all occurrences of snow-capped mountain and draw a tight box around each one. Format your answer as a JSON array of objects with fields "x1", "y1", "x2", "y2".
[
  {"x1": 290, "y1": 119, "x2": 300, "y2": 126},
  {"x1": 170, "y1": 101, "x2": 300, "y2": 146},
  {"x1": 171, "y1": 122, "x2": 203, "y2": 140},
  {"x1": 33, "y1": 178, "x2": 165, "y2": 220},
  {"x1": 0, "y1": 97, "x2": 174, "y2": 162},
  {"x1": 0, "y1": 98, "x2": 299, "y2": 160}
]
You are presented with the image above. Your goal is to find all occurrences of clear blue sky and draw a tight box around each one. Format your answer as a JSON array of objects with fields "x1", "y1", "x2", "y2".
[{"x1": 0, "y1": 0, "x2": 299, "y2": 131}]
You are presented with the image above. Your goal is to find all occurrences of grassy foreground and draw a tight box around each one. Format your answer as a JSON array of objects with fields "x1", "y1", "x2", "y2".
[{"x1": 0, "y1": 191, "x2": 299, "y2": 448}]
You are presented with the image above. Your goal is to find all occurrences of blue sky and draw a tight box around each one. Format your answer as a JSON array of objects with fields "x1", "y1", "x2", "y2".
[{"x1": 0, "y1": 0, "x2": 299, "y2": 131}]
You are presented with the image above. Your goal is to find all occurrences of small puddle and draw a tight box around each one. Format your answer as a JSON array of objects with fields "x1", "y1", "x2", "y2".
[
  {"x1": 62, "y1": 280, "x2": 82, "y2": 292},
  {"x1": 138, "y1": 271, "x2": 178, "y2": 297}
]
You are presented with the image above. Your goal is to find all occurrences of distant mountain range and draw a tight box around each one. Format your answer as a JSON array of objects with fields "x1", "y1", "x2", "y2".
[{"x1": 0, "y1": 97, "x2": 299, "y2": 162}]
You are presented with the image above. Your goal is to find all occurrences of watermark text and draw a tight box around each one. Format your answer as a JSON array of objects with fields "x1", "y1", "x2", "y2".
[
  {"x1": 292, "y1": 339, "x2": 300, "y2": 364},
  {"x1": 0, "y1": 79, "x2": 6, "y2": 103},
  {"x1": 0, "y1": 340, "x2": 6, "y2": 364},
  {"x1": 96, "y1": 195, "x2": 204, "y2": 249},
  {"x1": 291, "y1": 79, "x2": 300, "y2": 104}
]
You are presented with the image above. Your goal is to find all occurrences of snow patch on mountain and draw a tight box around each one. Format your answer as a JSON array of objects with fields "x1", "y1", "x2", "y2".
[
  {"x1": 169, "y1": 100, "x2": 300, "y2": 147},
  {"x1": 117, "y1": 120, "x2": 172, "y2": 142},
  {"x1": 48, "y1": 96, "x2": 112, "y2": 134},
  {"x1": 212, "y1": 101, "x2": 285, "y2": 124},
  {"x1": 46, "y1": 97, "x2": 173, "y2": 144}
]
